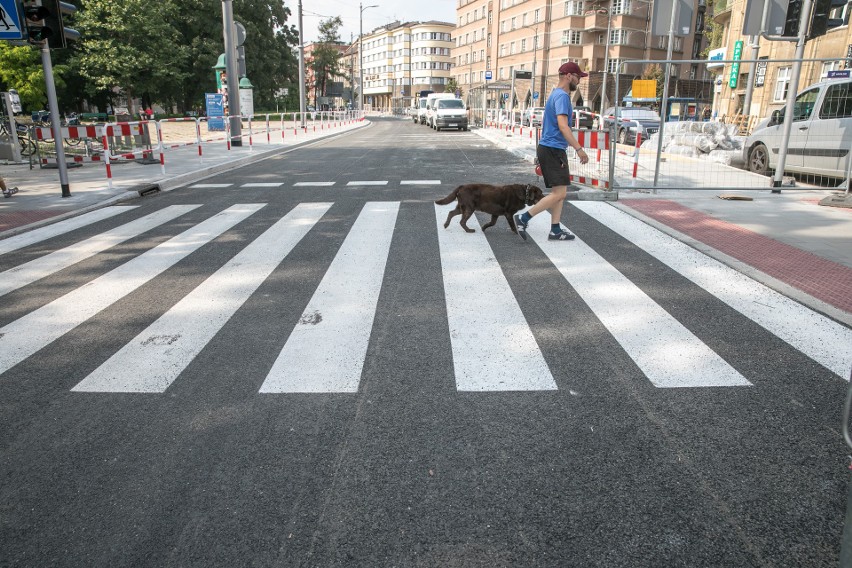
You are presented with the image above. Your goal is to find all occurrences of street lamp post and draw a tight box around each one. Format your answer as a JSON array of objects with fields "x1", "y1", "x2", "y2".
[
  {"x1": 359, "y1": 3, "x2": 379, "y2": 114},
  {"x1": 599, "y1": 0, "x2": 614, "y2": 119}
]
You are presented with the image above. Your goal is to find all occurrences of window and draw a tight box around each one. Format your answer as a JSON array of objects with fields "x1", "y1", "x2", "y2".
[
  {"x1": 773, "y1": 67, "x2": 791, "y2": 102},
  {"x1": 521, "y1": 39, "x2": 527, "y2": 51},
  {"x1": 607, "y1": 58, "x2": 622, "y2": 73},
  {"x1": 565, "y1": 0, "x2": 584, "y2": 16},
  {"x1": 820, "y1": 82, "x2": 852, "y2": 119},
  {"x1": 534, "y1": 8, "x2": 541, "y2": 22},
  {"x1": 792, "y1": 88, "x2": 818, "y2": 121},
  {"x1": 510, "y1": 41, "x2": 515, "y2": 54},
  {"x1": 820, "y1": 60, "x2": 842, "y2": 79},
  {"x1": 511, "y1": 17, "x2": 516, "y2": 30},
  {"x1": 562, "y1": 30, "x2": 581, "y2": 45},
  {"x1": 610, "y1": 29, "x2": 627, "y2": 44},
  {"x1": 613, "y1": 0, "x2": 630, "y2": 14}
]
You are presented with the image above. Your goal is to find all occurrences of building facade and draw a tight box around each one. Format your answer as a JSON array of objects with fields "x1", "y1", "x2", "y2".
[
  {"x1": 453, "y1": 0, "x2": 714, "y2": 116},
  {"x1": 355, "y1": 20, "x2": 456, "y2": 111},
  {"x1": 709, "y1": 0, "x2": 851, "y2": 121}
]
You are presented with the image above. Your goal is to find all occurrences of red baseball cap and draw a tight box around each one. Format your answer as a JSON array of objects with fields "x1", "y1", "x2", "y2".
[{"x1": 558, "y1": 62, "x2": 588, "y2": 77}]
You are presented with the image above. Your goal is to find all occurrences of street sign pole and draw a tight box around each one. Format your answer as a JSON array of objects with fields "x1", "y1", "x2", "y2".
[
  {"x1": 772, "y1": 0, "x2": 814, "y2": 192},
  {"x1": 41, "y1": 43, "x2": 71, "y2": 197}
]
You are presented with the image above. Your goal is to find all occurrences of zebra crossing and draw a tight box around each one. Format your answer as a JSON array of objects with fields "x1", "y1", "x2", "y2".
[
  {"x1": 191, "y1": 180, "x2": 442, "y2": 189},
  {"x1": 1, "y1": 201, "x2": 850, "y2": 394}
]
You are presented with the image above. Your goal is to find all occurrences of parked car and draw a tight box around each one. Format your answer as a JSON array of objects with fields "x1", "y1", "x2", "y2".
[
  {"x1": 432, "y1": 98, "x2": 468, "y2": 131},
  {"x1": 573, "y1": 105, "x2": 595, "y2": 129},
  {"x1": 743, "y1": 77, "x2": 852, "y2": 181},
  {"x1": 602, "y1": 106, "x2": 661, "y2": 144},
  {"x1": 522, "y1": 107, "x2": 545, "y2": 127}
]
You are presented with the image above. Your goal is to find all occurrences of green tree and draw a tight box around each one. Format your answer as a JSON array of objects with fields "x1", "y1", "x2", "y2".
[
  {"x1": 72, "y1": 0, "x2": 191, "y2": 115},
  {"x1": 309, "y1": 17, "x2": 344, "y2": 106},
  {"x1": 0, "y1": 43, "x2": 73, "y2": 112},
  {"x1": 446, "y1": 78, "x2": 461, "y2": 97},
  {"x1": 642, "y1": 64, "x2": 665, "y2": 101}
]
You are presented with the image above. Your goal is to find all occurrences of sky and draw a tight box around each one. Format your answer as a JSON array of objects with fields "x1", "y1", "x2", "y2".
[{"x1": 287, "y1": 0, "x2": 457, "y2": 43}]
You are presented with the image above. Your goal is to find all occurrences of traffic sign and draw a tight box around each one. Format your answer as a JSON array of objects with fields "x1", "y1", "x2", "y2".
[
  {"x1": 0, "y1": 0, "x2": 24, "y2": 40},
  {"x1": 533, "y1": 92, "x2": 539, "y2": 99},
  {"x1": 485, "y1": 71, "x2": 492, "y2": 80}
]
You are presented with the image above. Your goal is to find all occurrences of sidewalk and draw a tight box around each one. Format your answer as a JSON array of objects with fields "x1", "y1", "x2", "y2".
[
  {"x1": 1, "y1": 118, "x2": 850, "y2": 327},
  {"x1": 0, "y1": 118, "x2": 367, "y2": 236},
  {"x1": 476, "y1": 124, "x2": 852, "y2": 327}
]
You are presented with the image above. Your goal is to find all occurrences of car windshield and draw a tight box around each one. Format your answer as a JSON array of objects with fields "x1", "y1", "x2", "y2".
[
  {"x1": 438, "y1": 100, "x2": 465, "y2": 109},
  {"x1": 621, "y1": 108, "x2": 659, "y2": 120}
]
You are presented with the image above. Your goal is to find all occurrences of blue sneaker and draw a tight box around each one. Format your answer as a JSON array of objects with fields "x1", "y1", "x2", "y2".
[
  {"x1": 548, "y1": 230, "x2": 575, "y2": 241},
  {"x1": 514, "y1": 214, "x2": 528, "y2": 240}
]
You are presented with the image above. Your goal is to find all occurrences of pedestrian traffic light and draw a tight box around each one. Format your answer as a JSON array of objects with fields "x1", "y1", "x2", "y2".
[
  {"x1": 808, "y1": 0, "x2": 847, "y2": 38},
  {"x1": 782, "y1": 0, "x2": 803, "y2": 36},
  {"x1": 22, "y1": 0, "x2": 78, "y2": 49}
]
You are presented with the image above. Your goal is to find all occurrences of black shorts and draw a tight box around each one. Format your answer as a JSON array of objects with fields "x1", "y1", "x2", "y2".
[{"x1": 536, "y1": 145, "x2": 571, "y2": 188}]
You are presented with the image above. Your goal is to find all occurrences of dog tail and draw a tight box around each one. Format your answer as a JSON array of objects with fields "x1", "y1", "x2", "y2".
[{"x1": 434, "y1": 187, "x2": 460, "y2": 205}]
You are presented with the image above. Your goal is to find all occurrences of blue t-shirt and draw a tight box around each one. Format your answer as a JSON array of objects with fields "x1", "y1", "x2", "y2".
[{"x1": 538, "y1": 88, "x2": 573, "y2": 150}]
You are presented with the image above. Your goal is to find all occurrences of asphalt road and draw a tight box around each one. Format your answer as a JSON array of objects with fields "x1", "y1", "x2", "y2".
[{"x1": 1, "y1": 117, "x2": 850, "y2": 567}]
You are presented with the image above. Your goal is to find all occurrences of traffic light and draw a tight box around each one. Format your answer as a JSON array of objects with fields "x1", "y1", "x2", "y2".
[
  {"x1": 22, "y1": 0, "x2": 78, "y2": 49},
  {"x1": 808, "y1": 0, "x2": 848, "y2": 38},
  {"x1": 782, "y1": 0, "x2": 803, "y2": 36}
]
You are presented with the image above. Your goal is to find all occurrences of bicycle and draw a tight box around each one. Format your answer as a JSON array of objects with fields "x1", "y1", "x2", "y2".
[{"x1": 0, "y1": 119, "x2": 37, "y2": 157}]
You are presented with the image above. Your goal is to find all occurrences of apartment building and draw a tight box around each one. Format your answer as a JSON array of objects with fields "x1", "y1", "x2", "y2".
[
  {"x1": 454, "y1": 0, "x2": 714, "y2": 114},
  {"x1": 351, "y1": 20, "x2": 455, "y2": 111},
  {"x1": 710, "y1": 0, "x2": 851, "y2": 120}
]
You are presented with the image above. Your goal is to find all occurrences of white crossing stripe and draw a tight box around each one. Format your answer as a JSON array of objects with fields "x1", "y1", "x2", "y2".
[
  {"x1": 434, "y1": 204, "x2": 557, "y2": 391},
  {"x1": 346, "y1": 181, "x2": 388, "y2": 186},
  {"x1": 0, "y1": 206, "x2": 139, "y2": 257},
  {"x1": 574, "y1": 202, "x2": 852, "y2": 379},
  {"x1": 73, "y1": 203, "x2": 332, "y2": 393},
  {"x1": 241, "y1": 183, "x2": 284, "y2": 187},
  {"x1": 260, "y1": 202, "x2": 400, "y2": 393},
  {"x1": 0, "y1": 205, "x2": 200, "y2": 298},
  {"x1": 400, "y1": 180, "x2": 441, "y2": 185},
  {"x1": 0, "y1": 204, "x2": 264, "y2": 376},
  {"x1": 294, "y1": 182, "x2": 335, "y2": 187},
  {"x1": 189, "y1": 183, "x2": 233, "y2": 188},
  {"x1": 526, "y1": 213, "x2": 751, "y2": 388}
]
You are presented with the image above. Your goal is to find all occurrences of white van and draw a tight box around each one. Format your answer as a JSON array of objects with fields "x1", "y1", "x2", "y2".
[
  {"x1": 432, "y1": 98, "x2": 468, "y2": 131},
  {"x1": 425, "y1": 93, "x2": 457, "y2": 128},
  {"x1": 744, "y1": 77, "x2": 852, "y2": 181},
  {"x1": 414, "y1": 97, "x2": 428, "y2": 124}
]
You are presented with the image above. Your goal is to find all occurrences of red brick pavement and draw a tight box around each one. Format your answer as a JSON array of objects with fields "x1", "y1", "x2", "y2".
[
  {"x1": 620, "y1": 199, "x2": 852, "y2": 315},
  {"x1": 0, "y1": 210, "x2": 66, "y2": 233}
]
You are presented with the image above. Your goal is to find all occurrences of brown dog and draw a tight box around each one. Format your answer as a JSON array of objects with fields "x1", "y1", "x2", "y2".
[{"x1": 435, "y1": 183, "x2": 544, "y2": 233}]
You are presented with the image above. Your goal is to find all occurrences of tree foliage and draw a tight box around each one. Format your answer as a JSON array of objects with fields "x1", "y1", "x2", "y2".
[
  {"x1": 309, "y1": 17, "x2": 344, "y2": 106},
  {"x1": 1, "y1": 0, "x2": 299, "y2": 114}
]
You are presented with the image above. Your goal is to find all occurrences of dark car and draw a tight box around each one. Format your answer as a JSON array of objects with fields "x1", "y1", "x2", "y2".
[
  {"x1": 602, "y1": 106, "x2": 661, "y2": 144},
  {"x1": 573, "y1": 105, "x2": 595, "y2": 129}
]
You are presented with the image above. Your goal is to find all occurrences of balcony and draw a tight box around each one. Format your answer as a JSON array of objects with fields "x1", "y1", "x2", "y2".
[{"x1": 713, "y1": 0, "x2": 733, "y2": 23}]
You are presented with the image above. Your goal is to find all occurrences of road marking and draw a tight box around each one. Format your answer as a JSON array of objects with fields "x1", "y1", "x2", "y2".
[
  {"x1": 527, "y1": 213, "x2": 750, "y2": 388},
  {"x1": 401, "y1": 180, "x2": 441, "y2": 185},
  {"x1": 346, "y1": 181, "x2": 388, "y2": 186},
  {"x1": 293, "y1": 182, "x2": 335, "y2": 187},
  {"x1": 574, "y1": 202, "x2": 852, "y2": 380},
  {"x1": 241, "y1": 182, "x2": 284, "y2": 187},
  {"x1": 435, "y1": 203, "x2": 557, "y2": 392},
  {"x1": 0, "y1": 205, "x2": 200, "y2": 298},
  {"x1": 0, "y1": 204, "x2": 264, "y2": 377},
  {"x1": 0, "y1": 207, "x2": 139, "y2": 257},
  {"x1": 260, "y1": 202, "x2": 400, "y2": 393},
  {"x1": 189, "y1": 183, "x2": 233, "y2": 188},
  {"x1": 73, "y1": 203, "x2": 332, "y2": 393}
]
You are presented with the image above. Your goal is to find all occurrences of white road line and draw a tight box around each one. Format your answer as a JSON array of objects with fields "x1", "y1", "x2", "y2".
[
  {"x1": 0, "y1": 205, "x2": 201, "y2": 298},
  {"x1": 73, "y1": 203, "x2": 332, "y2": 393},
  {"x1": 527, "y1": 213, "x2": 751, "y2": 388},
  {"x1": 260, "y1": 202, "x2": 400, "y2": 393},
  {"x1": 189, "y1": 183, "x2": 233, "y2": 188},
  {"x1": 293, "y1": 182, "x2": 335, "y2": 187},
  {"x1": 241, "y1": 182, "x2": 284, "y2": 187},
  {"x1": 434, "y1": 204, "x2": 557, "y2": 392},
  {"x1": 574, "y1": 202, "x2": 852, "y2": 379},
  {"x1": 400, "y1": 180, "x2": 441, "y2": 185},
  {"x1": 346, "y1": 181, "x2": 388, "y2": 186},
  {"x1": 0, "y1": 207, "x2": 139, "y2": 257},
  {"x1": 0, "y1": 204, "x2": 264, "y2": 377}
]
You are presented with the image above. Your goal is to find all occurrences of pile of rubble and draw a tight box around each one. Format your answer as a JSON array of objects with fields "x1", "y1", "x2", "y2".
[{"x1": 642, "y1": 121, "x2": 746, "y2": 167}]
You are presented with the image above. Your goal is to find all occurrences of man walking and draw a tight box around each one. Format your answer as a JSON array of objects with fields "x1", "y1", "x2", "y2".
[{"x1": 515, "y1": 62, "x2": 590, "y2": 241}]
